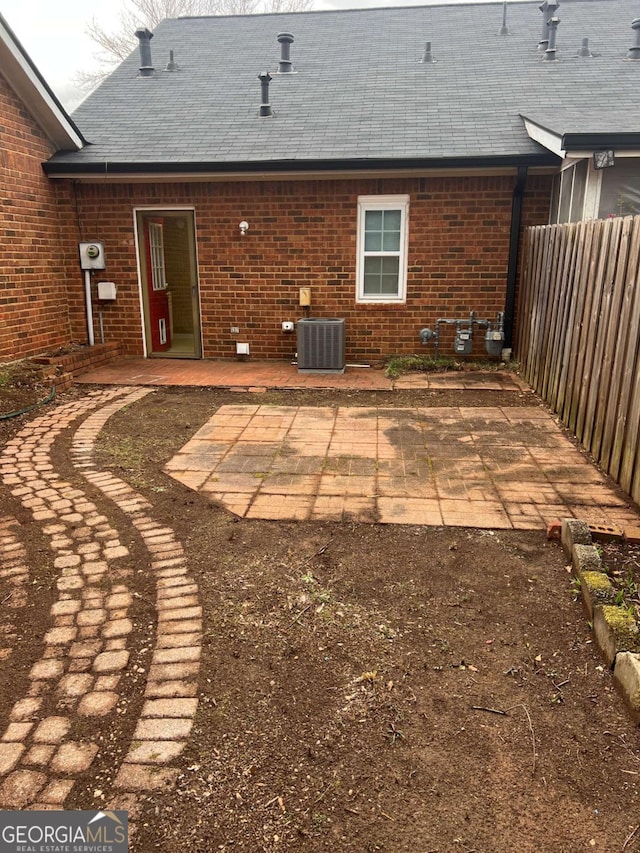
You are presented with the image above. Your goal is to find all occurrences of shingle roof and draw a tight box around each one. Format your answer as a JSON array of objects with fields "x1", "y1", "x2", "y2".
[
  {"x1": 523, "y1": 108, "x2": 640, "y2": 138},
  {"x1": 47, "y1": 0, "x2": 640, "y2": 173}
]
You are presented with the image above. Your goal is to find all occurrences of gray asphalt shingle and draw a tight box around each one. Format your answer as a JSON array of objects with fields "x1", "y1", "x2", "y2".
[{"x1": 48, "y1": 0, "x2": 640, "y2": 169}]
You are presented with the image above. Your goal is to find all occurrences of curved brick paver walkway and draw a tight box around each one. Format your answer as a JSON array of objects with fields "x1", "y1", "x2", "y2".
[
  {"x1": 0, "y1": 389, "x2": 134, "y2": 808},
  {"x1": 0, "y1": 388, "x2": 202, "y2": 823},
  {"x1": 0, "y1": 517, "x2": 29, "y2": 663},
  {"x1": 73, "y1": 399, "x2": 202, "y2": 806}
]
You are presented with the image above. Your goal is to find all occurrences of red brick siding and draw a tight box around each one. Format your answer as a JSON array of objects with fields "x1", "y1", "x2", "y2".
[
  {"x1": 65, "y1": 173, "x2": 552, "y2": 362},
  {"x1": 520, "y1": 175, "x2": 553, "y2": 231},
  {"x1": 0, "y1": 72, "x2": 77, "y2": 362}
]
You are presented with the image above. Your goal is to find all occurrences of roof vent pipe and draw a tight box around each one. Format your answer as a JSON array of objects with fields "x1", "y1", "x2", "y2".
[
  {"x1": 258, "y1": 71, "x2": 273, "y2": 116},
  {"x1": 277, "y1": 32, "x2": 295, "y2": 73},
  {"x1": 499, "y1": 1, "x2": 509, "y2": 35},
  {"x1": 538, "y1": 0, "x2": 559, "y2": 50},
  {"x1": 578, "y1": 37, "x2": 593, "y2": 57},
  {"x1": 420, "y1": 41, "x2": 435, "y2": 63},
  {"x1": 628, "y1": 18, "x2": 640, "y2": 59},
  {"x1": 543, "y1": 15, "x2": 560, "y2": 60},
  {"x1": 165, "y1": 50, "x2": 179, "y2": 72},
  {"x1": 135, "y1": 28, "x2": 155, "y2": 77}
]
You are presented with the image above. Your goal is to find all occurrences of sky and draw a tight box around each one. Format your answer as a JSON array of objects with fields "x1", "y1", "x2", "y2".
[{"x1": 1, "y1": 0, "x2": 497, "y2": 111}]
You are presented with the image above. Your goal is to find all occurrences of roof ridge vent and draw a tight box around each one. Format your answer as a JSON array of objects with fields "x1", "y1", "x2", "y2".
[
  {"x1": 135, "y1": 28, "x2": 155, "y2": 77},
  {"x1": 499, "y1": 1, "x2": 510, "y2": 36},
  {"x1": 165, "y1": 50, "x2": 179, "y2": 72},
  {"x1": 420, "y1": 41, "x2": 435, "y2": 63},
  {"x1": 627, "y1": 18, "x2": 640, "y2": 60},
  {"x1": 277, "y1": 32, "x2": 295, "y2": 73},
  {"x1": 258, "y1": 71, "x2": 273, "y2": 117},
  {"x1": 543, "y1": 15, "x2": 560, "y2": 61},
  {"x1": 577, "y1": 37, "x2": 593, "y2": 58},
  {"x1": 538, "y1": 0, "x2": 559, "y2": 50}
]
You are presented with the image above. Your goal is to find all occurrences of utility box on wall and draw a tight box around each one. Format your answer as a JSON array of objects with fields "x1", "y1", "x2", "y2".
[
  {"x1": 297, "y1": 318, "x2": 346, "y2": 374},
  {"x1": 299, "y1": 287, "x2": 312, "y2": 307},
  {"x1": 97, "y1": 281, "x2": 117, "y2": 300},
  {"x1": 78, "y1": 242, "x2": 106, "y2": 271}
]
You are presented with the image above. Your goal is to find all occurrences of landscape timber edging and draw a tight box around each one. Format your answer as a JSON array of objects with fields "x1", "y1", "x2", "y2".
[{"x1": 562, "y1": 518, "x2": 640, "y2": 724}]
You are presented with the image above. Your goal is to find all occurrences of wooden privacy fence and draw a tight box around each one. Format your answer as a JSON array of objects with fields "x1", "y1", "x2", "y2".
[{"x1": 517, "y1": 215, "x2": 640, "y2": 505}]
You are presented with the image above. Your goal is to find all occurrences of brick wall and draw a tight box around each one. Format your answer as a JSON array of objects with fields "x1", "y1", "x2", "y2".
[
  {"x1": 64, "y1": 172, "x2": 553, "y2": 363},
  {"x1": 0, "y1": 72, "x2": 78, "y2": 362}
]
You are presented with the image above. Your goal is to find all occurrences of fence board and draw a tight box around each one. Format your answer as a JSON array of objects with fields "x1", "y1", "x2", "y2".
[
  {"x1": 541, "y1": 225, "x2": 568, "y2": 401},
  {"x1": 562, "y1": 221, "x2": 595, "y2": 428},
  {"x1": 557, "y1": 222, "x2": 588, "y2": 420},
  {"x1": 519, "y1": 226, "x2": 539, "y2": 379},
  {"x1": 592, "y1": 216, "x2": 633, "y2": 465},
  {"x1": 620, "y1": 227, "x2": 640, "y2": 494},
  {"x1": 548, "y1": 226, "x2": 579, "y2": 411},
  {"x1": 582, "y1": 216, "x2": 623, "y2": 453},
  {"x1": 521, "y1": 226, "x2": 541, "y2": 385},
  {"x1": 568, "y1": 221, "x2": 602, "y2": 433},
  {"x1": 575, "y1": 218, "x2": 613, "y2": 443},
  {"x1": 528, "y1": 226, "x2": 556, "y2": 392},
  {"x1": 609, "y1": 217, "x2": 640, "y2": 480}
]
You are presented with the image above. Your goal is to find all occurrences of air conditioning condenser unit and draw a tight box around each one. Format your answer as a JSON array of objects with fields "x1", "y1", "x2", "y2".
[{"x1": 297, "y1": 318, "x2": 346, "y2": 374}]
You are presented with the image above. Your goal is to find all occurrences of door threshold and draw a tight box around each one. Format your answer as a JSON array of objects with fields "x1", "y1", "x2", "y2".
[{"x1": 149, "y1": 352, "x2": 200, "y2": 360}]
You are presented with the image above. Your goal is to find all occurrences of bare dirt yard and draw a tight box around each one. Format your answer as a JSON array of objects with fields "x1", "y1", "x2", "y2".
[{"x1": 1, "y1": 379, "x2": 639, "y2": 852}]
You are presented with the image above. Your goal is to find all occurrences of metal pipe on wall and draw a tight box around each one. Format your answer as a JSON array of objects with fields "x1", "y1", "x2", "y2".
[
  {"x1": 503, "y1": 165, "x2": 528, "y2": 351},
  {"x1": 84, "y1": 270, "x2": 95, "y2": 346}
]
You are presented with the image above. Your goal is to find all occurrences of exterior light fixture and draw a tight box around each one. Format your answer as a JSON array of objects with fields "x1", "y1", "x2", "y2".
[
  {"x1": 593, "y1": 150, "x2": 615, "y2": 170},
  {"x1": 239, "y1": 220, "x2": 249, "y2": 236}
]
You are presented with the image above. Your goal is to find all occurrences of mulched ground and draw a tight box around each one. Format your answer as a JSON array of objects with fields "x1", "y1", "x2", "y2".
[
  {"x1": 1, "y1": 376, "x2": 639, "y2": 852},
  {"x1": 0, "y1": 360, "x2": 54, "y2": 417},
  {"x1": 96, "y1": 387, "x2": 640, "y2": 852}
]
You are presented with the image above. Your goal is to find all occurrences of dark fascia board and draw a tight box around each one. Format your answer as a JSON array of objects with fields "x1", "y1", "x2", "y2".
[
  {"x1": 44, "y1": 152, "x2": 560, "y2": 177},
  {"x1": 561, "y1": 132, "x2": 640, "y2": 151},
  {"x1": 0, "y1": 12, "x2": 85, "y2": 151}
]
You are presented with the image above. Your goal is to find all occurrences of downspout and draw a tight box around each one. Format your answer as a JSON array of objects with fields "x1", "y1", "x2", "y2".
[{"x1": 503, "y1": 165, "x2": 528, "y2": 352}]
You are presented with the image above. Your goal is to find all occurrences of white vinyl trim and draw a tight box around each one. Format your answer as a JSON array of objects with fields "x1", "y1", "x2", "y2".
[{"x1": 356, "y1": 195, "x2": 409, "y2": 304}]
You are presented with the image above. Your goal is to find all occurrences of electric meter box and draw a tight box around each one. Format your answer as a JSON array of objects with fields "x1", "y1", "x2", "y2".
[
  {"x1": 79, "y1": 242, "x2": 106, "y2": 271},
  {"x1": 97, "y1": 281, "x2": 117, "y2": 300},
  {"x1": 454, "y1": 330, "x2": 473, "y2": 355}
]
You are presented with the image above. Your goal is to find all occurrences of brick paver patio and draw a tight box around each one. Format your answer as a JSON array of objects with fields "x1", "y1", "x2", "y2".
[
  {"x1": 166, "y1": 404, "x2": 639, "y2": 530},
  {"x1": 75, "y1": 357, "x2": 528, "y2": 393}
]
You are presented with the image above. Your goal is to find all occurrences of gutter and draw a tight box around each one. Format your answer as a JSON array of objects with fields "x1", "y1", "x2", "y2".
[
  {"x1": 503, "y1": 165, "x2": 528, "y2": 352},
  {"x1": 43, "y1": 153, "x2": 559, "y2": 178},
  {"x1": 561, "y1": 132, "x2": 640, "y2": 150}
]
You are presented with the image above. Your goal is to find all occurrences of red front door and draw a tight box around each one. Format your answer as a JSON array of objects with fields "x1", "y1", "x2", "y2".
[{"x1": 144, "y1": 218, "x2": 171, "y2": 352}]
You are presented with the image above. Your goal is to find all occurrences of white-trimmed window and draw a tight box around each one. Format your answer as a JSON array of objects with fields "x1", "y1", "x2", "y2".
[{"x1": 356, "y1": 195, "x2": 409, "y2": 303}]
